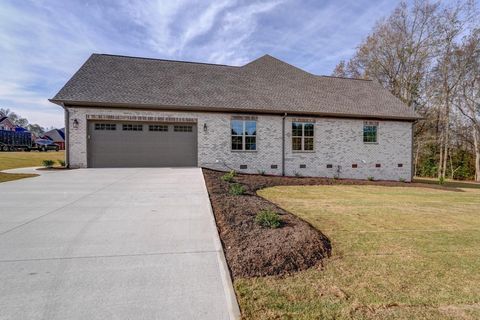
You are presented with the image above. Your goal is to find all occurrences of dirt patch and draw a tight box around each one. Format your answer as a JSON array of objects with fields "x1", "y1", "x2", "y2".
[{"x1": 203, "y1": 169, "x2": 332, "y2": 278}]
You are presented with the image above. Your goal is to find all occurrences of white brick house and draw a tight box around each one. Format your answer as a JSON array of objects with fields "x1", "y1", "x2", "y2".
[{"x1": 51, "y1": 54, "x2": 419, "y2": 181}]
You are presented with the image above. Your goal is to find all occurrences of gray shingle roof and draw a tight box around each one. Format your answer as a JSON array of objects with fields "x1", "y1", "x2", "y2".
[{"x1": 51, "y1": 54, "x2": 420, "y2": 120}]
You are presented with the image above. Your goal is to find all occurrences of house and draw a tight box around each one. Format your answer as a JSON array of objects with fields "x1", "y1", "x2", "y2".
[
  {"x1": 50, "y1": 54, "x2": 419, "y2": 181},
  {"x1": 43, "y1": 128, "x2": 65, "y2": 150},
  {"x1": 0, "y1": 113, "x2": 15, "y2": 131}
]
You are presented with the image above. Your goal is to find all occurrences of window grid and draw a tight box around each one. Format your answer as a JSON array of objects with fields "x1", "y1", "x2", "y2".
[
  {"x1": 292, "y1": 122, "x2": 314, "y2": 151},
  {"x1": 149, "y1": 125, "x2": 168, "y2": 132},
  {"x1": 95, "y1": 123, "x2": 116, "y2": 131},
  {"x1": 174, "y1": 125, "x2": 193, "y2": 132},
  {"x1": 231, "y1": 120, "x2": 256, "y2": 151},
  {"x1": 122, "y1": 124, "x2": 143, "y2": 131},
  {"x1": 363, "y1": 125, "x2": 378, "y2": 143}
]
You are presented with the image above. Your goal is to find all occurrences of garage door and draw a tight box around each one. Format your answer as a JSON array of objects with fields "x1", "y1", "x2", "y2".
[{"x1": 87, "y1": 121, "x2": 197, "y2": 167}]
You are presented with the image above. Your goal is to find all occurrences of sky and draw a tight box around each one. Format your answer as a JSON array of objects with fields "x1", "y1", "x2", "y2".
[{"x1": 1, "y1": 0, "x2": 411, "y2": 128}]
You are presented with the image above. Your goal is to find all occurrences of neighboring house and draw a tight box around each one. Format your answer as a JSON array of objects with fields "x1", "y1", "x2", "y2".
[
  {"x1": 0, "y1": 113, "x2": 15, "y2": 131},
  {"x1": 43, "y1": 128, "x2": 65, "y2": 150},
  {"x1": 50, "y1": 54, "x2": 420, "y2": 181}
]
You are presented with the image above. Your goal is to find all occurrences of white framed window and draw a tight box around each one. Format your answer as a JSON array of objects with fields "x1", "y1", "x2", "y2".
[
  {"x1": 363, "y1": 121, "x2": 378, "y2": 143},
  {"x1": 292, "y1": 122, "x2": 314, "y2": 151},
  {"x1": 231, "y1": 120, "x2": 256, "y2": 151}
]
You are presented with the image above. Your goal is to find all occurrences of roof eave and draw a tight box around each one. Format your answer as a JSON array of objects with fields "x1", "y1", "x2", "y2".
[{"x1": 49, "y1": 99, "x2": 422, "y2": 121}]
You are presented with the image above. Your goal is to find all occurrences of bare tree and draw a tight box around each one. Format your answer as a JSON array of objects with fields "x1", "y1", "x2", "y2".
[{"x1": 455, "y1": 29, "x2": 480, "y2": 181}]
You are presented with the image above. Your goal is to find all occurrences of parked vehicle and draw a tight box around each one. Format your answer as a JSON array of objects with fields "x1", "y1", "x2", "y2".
[
  {"x1": 0, "y1": 129, "x2": 33, "y2": 151},
  {"x1": 32, "y1": 139, "x2": 60, "y2": 152}
]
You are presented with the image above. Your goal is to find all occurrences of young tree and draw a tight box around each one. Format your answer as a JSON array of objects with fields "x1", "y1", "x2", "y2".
[
  {"x1": 455, "y1": 29, "x2": 480, "y2": 181},
  {"x1": 333, "y1": 0, "x2": 440, "y2": 108},
  {"x1": 332, "y1": 0, "x2": 479, "y2": 181},
  {"x1": 432, "y1": 0, "x2": 477, "y2": 178}
]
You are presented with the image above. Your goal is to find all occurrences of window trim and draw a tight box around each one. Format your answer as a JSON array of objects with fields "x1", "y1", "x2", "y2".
[
  {"x1": 231, "y1": 119, "x2": 257, "y2": 152},
  {"x1": 149, "y1": 124, "x2": 168, "y2": 132},
  {"x1": 122, "y1": 123, "x2": 143, "y2": 131},
  {"x1": 292, "y1": 122, "x2": 315, "y2": 152},
  {"x1": 94, "y1": 123, "x2": 116, "y2": 131},
  {"x1": 173, "y1": 125, "x2": 193, "y2": 132},
  {"x1": 363, "y1": 122, "x2": 378, "y2": 144}
]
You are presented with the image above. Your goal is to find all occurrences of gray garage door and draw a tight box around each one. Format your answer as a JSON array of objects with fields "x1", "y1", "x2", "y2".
[{"x1": 87, "y1": 121, "x2": 197, "y2": 168}]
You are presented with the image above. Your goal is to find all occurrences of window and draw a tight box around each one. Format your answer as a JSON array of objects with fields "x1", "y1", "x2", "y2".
[
  {"x1": 149, "y1": 125, "x2": 168, "y2": 132},
  {"x1": 231, "y1": 120, "x2": 256, "y2": 151},
  {"x1": 122, "y1": 124, "x2": 143, "y2": 131},
  {"x1": 95, "y1": 123, "x2": 116, "y2": 130},
  {"x1": 174, "y1": 125, "x2": 193, "y2": 132},
  {"x1": 292, "y1": 122, "x2": 314, "y2": 151},
  {"x1": 363, "y1": 123, "x2": 378, "y2": 143}
]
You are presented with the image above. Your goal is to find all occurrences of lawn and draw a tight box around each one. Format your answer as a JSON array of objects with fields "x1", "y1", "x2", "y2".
[
  {"x1": 235, "y1": 184, "x2": 480, "y2": 319},
  {"x1": 0, "y1": 151, "x2": 65, "y2": 182}
]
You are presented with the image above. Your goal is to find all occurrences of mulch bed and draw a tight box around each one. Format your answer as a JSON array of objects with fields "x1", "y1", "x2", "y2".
[
  {"x1": 202, "y1": 169, "x2": 459, "y2": 279},
  {"x1": 203, "y1": 169, "x2": 332, "y2": 278}
]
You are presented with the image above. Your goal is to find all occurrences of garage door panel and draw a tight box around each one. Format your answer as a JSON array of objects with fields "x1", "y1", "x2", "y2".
[{"x1": 88, "y1": 122, "x2": 197, "y2": 168}]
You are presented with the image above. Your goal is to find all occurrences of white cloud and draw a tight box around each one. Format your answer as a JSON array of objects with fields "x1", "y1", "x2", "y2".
[{"x1": 0, "y1": 0, "x2": 401, "y2": 129}]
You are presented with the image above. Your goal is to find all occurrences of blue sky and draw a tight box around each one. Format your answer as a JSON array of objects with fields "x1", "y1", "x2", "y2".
[{"x1": 1, "y1": 0, "x2": 409, "y2": 128}]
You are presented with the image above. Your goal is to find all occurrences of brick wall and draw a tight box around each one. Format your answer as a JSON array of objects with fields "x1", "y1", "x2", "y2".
[{"x1": 67, "y1": 107, "x2": 412, "y2": 181}]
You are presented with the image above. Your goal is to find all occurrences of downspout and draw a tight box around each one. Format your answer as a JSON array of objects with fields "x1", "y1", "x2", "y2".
[
  {"x1": 63, "y1": 104, "x2": 70, "y2": 168},
  {"x1": 282, "y1": 113, "x2": 287, "y2": 176}
]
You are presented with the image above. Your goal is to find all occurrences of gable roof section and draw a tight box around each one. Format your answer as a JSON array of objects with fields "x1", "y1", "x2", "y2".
[
  {"x1": 44, "y1": 128, "x2": 65, "y2": 142},
  {"x1": 51, "y1": 54, "x2": 420, "y2": 120}
]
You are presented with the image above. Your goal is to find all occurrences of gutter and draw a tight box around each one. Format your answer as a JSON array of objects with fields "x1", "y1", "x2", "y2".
[
  {"x1": 48, "y1": 99, "x2": 422, "y2": 122},
  {"x1": 282, "y1": 113, "x2": 287, "y2": 176}
]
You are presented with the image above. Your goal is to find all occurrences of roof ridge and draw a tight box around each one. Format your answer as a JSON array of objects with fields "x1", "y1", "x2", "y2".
[
  {"x1": 318, "y1": 75, "x2": 372, "y2": 82},
  {"x1": 95, "y1": 53, "x2": 239, "y2": 68}
]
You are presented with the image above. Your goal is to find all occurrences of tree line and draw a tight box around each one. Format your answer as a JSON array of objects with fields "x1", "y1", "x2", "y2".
[
  {"x1": 0, "y1": 108, "x2": 46, "y2": 136},
  {"x1": 332, "y1": 0, "x2": 479, "y2": 181}
]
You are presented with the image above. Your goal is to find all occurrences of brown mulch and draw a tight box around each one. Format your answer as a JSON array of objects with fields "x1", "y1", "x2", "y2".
[
  {"x1": 203, "y1": 169, "x2": 332, "y2": 278},
  {"x1": 202, "y1": 169, "x2": 462, "y2": 279}
]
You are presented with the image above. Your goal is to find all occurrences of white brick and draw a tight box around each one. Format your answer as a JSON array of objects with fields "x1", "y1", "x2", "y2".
[{"x1": 67, "y1": 107, "x2": 412, "y2": 181}]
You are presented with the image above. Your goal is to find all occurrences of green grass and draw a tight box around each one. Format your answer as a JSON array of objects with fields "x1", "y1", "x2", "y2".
[
  {"x1": 0, "y1": 151, "x2": 65, "y2": 182},
  {"x1": 0, "y1": 151, "x2": 65, "y2": 170},
  {"x1": 0, "y1": 172, "x2": 38, "y2": 183},
  {"x1": 235, "y1": 185, "x2": 480, "y2": 319}
]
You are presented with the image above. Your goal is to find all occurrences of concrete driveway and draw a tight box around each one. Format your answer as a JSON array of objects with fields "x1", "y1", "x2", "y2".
[{"x1": 0, "y1": 168, "x2": 239, "y2": 320}]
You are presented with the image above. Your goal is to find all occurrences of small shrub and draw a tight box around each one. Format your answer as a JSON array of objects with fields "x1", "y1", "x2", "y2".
[
  {"x1": 221, "y1": 170, "x2": 236, "y2": 182},
  {"x1": 257, "y1": 170, "x2": 266, "y2": 176},
  {"x1": 438, "y1": 176, "x2": 445, "y2": 185},
  {"x1": 42, "y1": 160, "x2": 55, "y2": 168},
  {"x1": 367, "y1": 176, "x2": 374, "y2": 181},
  {"x1": 399, "y1": 177, "x2": 406, "y2": 183},
  {"x1": 255, "y1": 209, "x2": 281, "y2": 229},
  {"x1": 294, "y1": 172, "x2": 302, "y2": 177},
  {"x1": 58, "y1": 159, "x2": 66, "y2": 167},
  {"x1": 229, "y1": 183, "x2": 245, "y2": 195}
]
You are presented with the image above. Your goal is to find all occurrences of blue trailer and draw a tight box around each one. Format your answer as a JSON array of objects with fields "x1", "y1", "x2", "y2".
[{"x1": 0, "y1": 129, "x2": 33, "y2": 151}]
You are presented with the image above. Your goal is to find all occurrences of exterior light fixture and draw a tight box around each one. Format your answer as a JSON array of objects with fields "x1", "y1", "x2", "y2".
[
  {"x1": 72, "y1": 119, "x2": 79, "y2": 129},
  {"x1": 203, "y1": 123, "x2": 208, "y2": 132}
]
